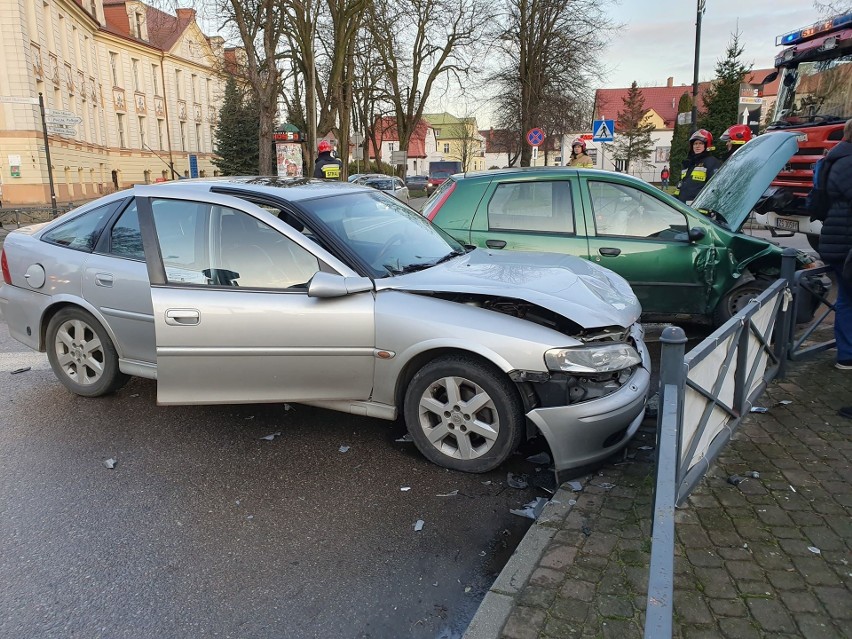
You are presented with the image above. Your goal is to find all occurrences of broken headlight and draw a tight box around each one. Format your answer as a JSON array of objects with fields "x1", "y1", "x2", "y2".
[{"x1": 544, "y1": 344, "x2": 641, "y2": 374}]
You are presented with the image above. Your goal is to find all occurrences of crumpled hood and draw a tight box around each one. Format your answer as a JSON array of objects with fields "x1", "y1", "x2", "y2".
[
  {"x1": 376, "y1": 249, "x2": 641, "y2": 329},
  {"x1": 691, "y1": 131, "x2": 800, "y2": 230}
]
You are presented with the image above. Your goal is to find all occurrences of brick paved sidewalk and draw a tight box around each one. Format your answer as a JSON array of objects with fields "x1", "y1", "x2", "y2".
[{"x1": 465, "y1": 351, "x2": 851, "y2": 639}]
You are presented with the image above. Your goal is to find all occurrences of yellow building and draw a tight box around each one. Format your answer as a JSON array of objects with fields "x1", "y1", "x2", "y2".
[
  {"x1": 0, "y1": 0, "x2": 227, "y2": 207},
  {"x1": 422, "y1": 112, "x2": 485, "y2": 172}
]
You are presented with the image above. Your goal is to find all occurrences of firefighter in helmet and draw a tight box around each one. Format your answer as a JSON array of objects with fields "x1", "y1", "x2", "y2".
[
  {"x1": 313, "y1": 139, "x2": 343, "y2": 180},
  {"x1": 677, "y1": 129, "x2": 722, "y2": 203},
  {"x1": 719, "y1": 124, "x2": 752, "y2": 161},
  {"x1": 568, "y1": 138, "x2": 594, "y2": 168}
]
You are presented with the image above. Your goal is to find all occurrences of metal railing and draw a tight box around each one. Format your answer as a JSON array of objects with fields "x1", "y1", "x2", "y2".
[{"x1": 644, "y1": 250, "x2": 836, "y2": 638}]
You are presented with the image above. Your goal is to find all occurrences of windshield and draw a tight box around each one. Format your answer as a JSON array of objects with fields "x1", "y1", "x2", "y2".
[
  {"x1": 430, "y1": 170, "x2": 453, "y2": 179},
  {"x1": 771, "y1": 53, "x2": 852, "y2": 126},
  {"x1": 298, "y1": 191, "x2": 465, "y2": 278}
]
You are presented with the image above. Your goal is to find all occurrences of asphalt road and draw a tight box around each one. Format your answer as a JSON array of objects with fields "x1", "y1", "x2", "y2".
[{"x1": 0, "y1": 319, "x2": 550, "y2": 639}]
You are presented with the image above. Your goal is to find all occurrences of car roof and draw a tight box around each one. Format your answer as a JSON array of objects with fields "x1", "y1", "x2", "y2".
[
  {"x1": 145, "y1": 176, "x2": 372, "y2": 202},
  {"x1": 452, "y1": 166, "x2": 659, "y2": 189}
]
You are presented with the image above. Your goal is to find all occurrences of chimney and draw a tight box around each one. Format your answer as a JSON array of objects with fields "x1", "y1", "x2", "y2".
[
  {"x1": 667, "y1": 77, "x2": 674, "y2": 88},
  {"x1": 176, "y1": 8, "x2": 196, "y2": 22}
]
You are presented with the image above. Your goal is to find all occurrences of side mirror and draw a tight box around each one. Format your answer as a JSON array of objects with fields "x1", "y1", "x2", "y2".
[
  {"x1": 307, "y1": 271, "x2": 373, "y2": 298},
  {"x1": 688, "y1": 227, "x2": 706, "y2": 242}
]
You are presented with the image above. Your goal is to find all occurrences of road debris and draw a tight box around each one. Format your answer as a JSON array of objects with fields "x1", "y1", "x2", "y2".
[
  {"x1": 566, "y1": 481, "x2": 583, "y2": 492},
  {"x1": 481, "y1": 480, "x2": 492, "y2": 486},
  {"x1": 727, "y1": 475, "x2": 746, "y2": 486},
  {"x1": 525, "y1": 452, "x2": 551, "y2": 465},
  {"x1": 436, "y1": 490, "x2": 459, "y2": 497},
  {"x1": 260, "y1": 431, "x2": 282, "y2": 441},
  {"x1": 510, "y1": 497, "x2": 548, "y2": 520},
  {"x1": 750, "y1": 407, "x2": 769, "y2": 414},
  {"x1": 747, "y1": 471, "x2": 760, "y2": 479},
  {"x1": 594, "y1": 482, "x2": 616, "y2": 490},
  {"x1": 10, "y1": 367, "x2": 31, "y2": 375},
  {"x1": 507, "y1": 472, "x2": 529, "y2": 489},
  {"x1": 395, "y1": 434, "x2": 413, "y2": 443},
  {"x1": 808, "y1": 546, "x2": 821, "y2": 555},
  {"x1": 400, "y1": 486, "x2": 411, "y2": 492},
  {"x1": 339, "y1": 445, "x2": 350, "y2": 453},
  {"x1": 103, "y1": 458, "x2": 117, "y2": 469},
  {"x1": 414, "y1": 519, "x2": 424, "y2": 532}
]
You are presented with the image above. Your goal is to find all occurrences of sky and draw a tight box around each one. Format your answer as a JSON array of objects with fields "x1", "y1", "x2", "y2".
[{"x1": 600, "y1": 0, "x2": 827, "y2": 88}]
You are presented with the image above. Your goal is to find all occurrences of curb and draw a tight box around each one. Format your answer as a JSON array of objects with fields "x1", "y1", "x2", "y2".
[{"x1": 463, "y1": 483, "x2": 583, "y2": 638}]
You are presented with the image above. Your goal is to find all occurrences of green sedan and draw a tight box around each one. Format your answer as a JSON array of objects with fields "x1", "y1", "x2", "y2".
[{"x1": 422, "y1": 132, "x2": 818, "y2": 326}]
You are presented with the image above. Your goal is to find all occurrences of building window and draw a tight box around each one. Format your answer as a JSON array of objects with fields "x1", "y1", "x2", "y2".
[
  {"x1": 109, "y1": 52, "x2": 119, "y2": 86},
  {"x1": 134, "y1": 12, "x2": 144, "y2": 39},
  {"x1": 175, "y1": 70, "x2": 182, "y2": 99},
  {"x1": 443, "y1": 143, "x2": 450, "y2": 154},
  {"x1": 132, "y1": 59, "x2": 140, "y2": 92},
  {"x1": 191, "y1": 74, "x2": 197, "y2": 103},
  {"x1": 117, "y1": 113, "x2": 126, "y2": 148},
  {"x1": 180, "y1": 121, "x2": 186, "y2": 151},
  {"x1": 157, "y1": 119, "x2": 166, "y2": 150},
  {"x1": 152, "y1": 64, "x2": 160, "y2": 95},
  {"x1": 205, "y1": 78, "x2": 211, "y2": 104},
  {"x1": 388, "y1": 142, "x2": 394, "y2": 152},
  {"x1": 138, "y1": 116, "x2": 146, "y2": 149}
]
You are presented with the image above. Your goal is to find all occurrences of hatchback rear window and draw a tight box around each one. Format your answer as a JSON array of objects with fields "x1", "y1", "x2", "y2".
[{"x1": 42, "y1": 202, "x2": 117, "y2": 252}]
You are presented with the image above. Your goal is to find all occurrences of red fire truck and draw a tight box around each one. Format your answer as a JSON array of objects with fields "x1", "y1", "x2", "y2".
[{"x1": 754, "y1": 11, "x2": 852, "y2": 249}]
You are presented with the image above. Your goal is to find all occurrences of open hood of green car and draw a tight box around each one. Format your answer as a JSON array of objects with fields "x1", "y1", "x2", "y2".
[{"x1": 690, "y1": 131, "x2": 800, "y2": 231}]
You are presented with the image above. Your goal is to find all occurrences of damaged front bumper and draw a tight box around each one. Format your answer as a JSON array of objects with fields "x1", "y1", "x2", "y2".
[{"x1": 525, "y1": 327, "x2": 652, "y2": 475}]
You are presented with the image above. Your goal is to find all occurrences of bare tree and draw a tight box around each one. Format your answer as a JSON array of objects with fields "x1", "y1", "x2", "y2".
[
  {"x1": 214, "y1": 0, "x2": 288, "y2": 175},
  {"x1": 364, "y1": 0, "x2": 490, "y2": 176},
  {"x1": 813, "y1": 0, "x2": 852, "y2": 14},
  {"x1": 487, "y1": 0, "x2": 614, "y2": 166}
]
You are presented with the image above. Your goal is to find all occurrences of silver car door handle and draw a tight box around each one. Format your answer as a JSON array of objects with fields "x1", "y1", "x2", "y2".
[
  {"x1": 95, "y1": 273, "x2": 114, "y2": 287},
  {"x1": 165, "y1": 309, "x2": 200, "y2": 326}
]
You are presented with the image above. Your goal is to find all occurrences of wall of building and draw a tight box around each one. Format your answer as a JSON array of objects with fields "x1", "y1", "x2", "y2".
[{"x1": 0, "y1": 0, "x2": 226, "y2": 207}]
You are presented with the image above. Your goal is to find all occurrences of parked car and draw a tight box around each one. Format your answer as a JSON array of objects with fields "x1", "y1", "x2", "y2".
[
  {"x1": 405, "y1": 175, "x2": 430, "y2": 191},
  {"x1": 362, "y1": 176, "x2": 410, "y2": 203},
  {"x1": 0, "y1": 178, "x2": 650, "y2": 476},
  {"x1": 347, "y1": 173, "x2": 366, "y2": 183},
  {"x1": 423, "y1": 132, "x2": 823, "y2": 326}
]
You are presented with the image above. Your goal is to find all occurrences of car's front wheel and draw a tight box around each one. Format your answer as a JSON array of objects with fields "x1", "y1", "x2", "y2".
[
  {"x1": 713, "y1": 277, "x2": 773, "y2": 326},
  {"x1": 46, "y1": 307, "x2": 129, "y2": 397},
  {"x1": 403, "y1": 355, "x2": 524, "y2": 473}
]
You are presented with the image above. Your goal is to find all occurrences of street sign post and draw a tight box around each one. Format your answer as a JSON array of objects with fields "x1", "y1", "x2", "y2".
[
  {"x1": 391, "y1": 150, "x2": 408, "y2": 165},
  {"x1": 592, "y1": 119, "x2": 614, "y2": 142}
]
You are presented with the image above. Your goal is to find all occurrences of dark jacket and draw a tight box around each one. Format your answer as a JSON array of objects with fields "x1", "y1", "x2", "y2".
[
  {"x1": 313, "y1": 153, "x2": 343, "y2": 179},
  {"x1": 818, "y1": 140, "x2": 852, "y2": 265},
  {"x1": 677, "y1": 151, "x2": 722, "y2": 202}
]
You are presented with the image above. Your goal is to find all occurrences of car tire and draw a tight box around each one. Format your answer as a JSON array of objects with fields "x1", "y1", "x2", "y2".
[
  {"x1": 403, "y1": 355, "x2": 524, "y2": 473},
  {"x1": 713, "y1": 277, "x2": 772, "y2": 326},
  {"x1": 46, "y1": 307, "x2": 129, "y2": 397}
]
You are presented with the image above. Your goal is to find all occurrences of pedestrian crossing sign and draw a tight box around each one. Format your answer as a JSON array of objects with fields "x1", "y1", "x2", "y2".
[{"x1": 592, "y1": 119, "x2": 614, "y2": 142}]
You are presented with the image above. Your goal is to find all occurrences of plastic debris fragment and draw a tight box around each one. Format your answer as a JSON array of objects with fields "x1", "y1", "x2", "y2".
[
  {"x1": 401, "y1": 487, "x2": 411, "y2": 492},
  {"x1": 481, "y1": 480, "x2": 492, "y2": 486},
  {"x1": 510, "y1": 497, "x2": 548, "y2": 520},
  {"x1": 581, "y1": 524, "x2": 592, "y2": 536},
  {"x1": 10, "y1": 367, "x2": 31, "y2": 375},
  {"x1": 750, "y1": 407, "x2": 769, "y2": 413},
  {"x1": 464, "y1": 586, "x2": 472, "y2": 593},
  {"x1": 596, "y1": 482, "x2": 615, "y2": 490},
  {"x1": 260, "y1": 431, "x2": 282, "y2": 441},
  {"x1": 245, "y1": 416, "x2": 255, "y2": 420},
  {"x1": 395, "y1": 434, "x2": 413, "y2": 443},
  {"x1": 103, "y1": 458, "x2": 117, "y2": 469},
  {"x1": 775, "y1": 400, "x2": 792, "y2": 406},
  {"x1": 525, "y1": 452, "x2": 551, "y2": 465},
  {"x1": 727, "y1": 475, "x2": 745, "y2": 486},
  {"x1": 747, "y1": 471, "x2": 760, "y2": 479},
  {"x1": 808, "y1": 546, "x2": 821, "y2": 555},
  {"x1": 436, "y1": 490, "x2": 459, "y2": 497},
  {"x1": 339, "y1": 445, "x2": 350, "y2": 453},
  {"x1": 479, "y1": 551, "x2": 486, "y2": 557},
  {"x1": 638, "y1": 445, "x2": 654, "y2": 451},
  {"x1": 414, "y1": 519, "x2": 424, "y2": 532},
  {"x1": 789, "y1": 485, "x2": 797, "y2": 493},
  {"x1": 566, "y1": 481, "x2": 583, "y2": 492},
  {"x1": 129, "y1": 394, "x2": 140, "y2": 398},
  {"x1": 507, "y1": 472, "x2": 528, "y2": 489}
]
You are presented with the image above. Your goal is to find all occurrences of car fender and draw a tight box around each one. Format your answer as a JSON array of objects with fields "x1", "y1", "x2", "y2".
[{"x1": 38, "y1": 294, "x2": 125, "y2": 357}]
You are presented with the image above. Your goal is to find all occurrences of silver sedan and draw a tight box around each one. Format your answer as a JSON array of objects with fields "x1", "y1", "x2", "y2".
[{"x1": 0, "y1": 178, "x2": 650, "y2": 475}]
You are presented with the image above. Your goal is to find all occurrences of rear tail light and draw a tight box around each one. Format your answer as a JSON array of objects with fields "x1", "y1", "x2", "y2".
[
  {"x1": 1, "y1": 249, "x2": 11, "y2": 285},
  {"x1": 423, "y1": 181, "x2": 457, "y2": 221}
]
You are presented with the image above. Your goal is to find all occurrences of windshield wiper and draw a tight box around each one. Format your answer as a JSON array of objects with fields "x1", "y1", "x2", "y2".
[{"x1": 386, "y1": 249, "x2": 466, "y2": 275}]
